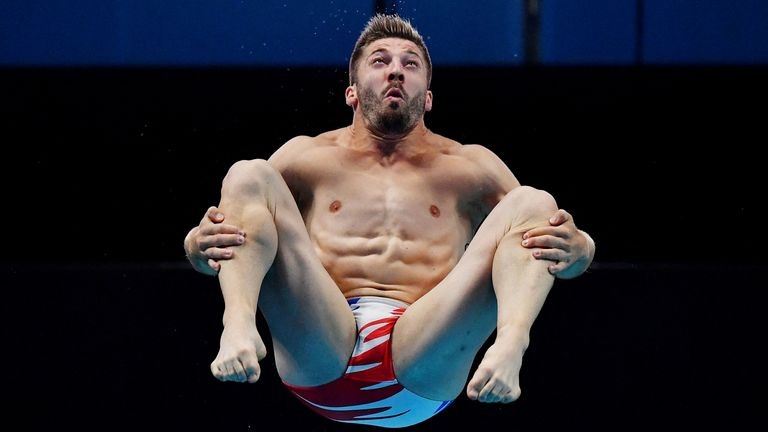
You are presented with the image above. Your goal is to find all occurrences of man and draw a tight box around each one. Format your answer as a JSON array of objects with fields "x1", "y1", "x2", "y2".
[{"x1": 183, "y1": 14, "x2": 595, "y2": 428}]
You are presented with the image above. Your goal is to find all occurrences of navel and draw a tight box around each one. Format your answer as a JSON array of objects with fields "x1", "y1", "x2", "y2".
[
  {"x1": 430, "y1": 204, "x2": 441, "y2": 218},
  {"x1": 329, "y1": 200, "x2": 342, "y2": 213}
]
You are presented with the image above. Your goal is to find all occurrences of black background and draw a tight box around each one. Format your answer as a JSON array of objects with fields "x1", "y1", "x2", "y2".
[{"x1": 2, "y1": 65, "x2": 765, "y2": 430}]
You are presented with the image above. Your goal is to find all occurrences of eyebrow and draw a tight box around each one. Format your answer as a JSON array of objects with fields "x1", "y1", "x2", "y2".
[{"x1": 368, "y1": 48, "x2": 423, "y2": 61}]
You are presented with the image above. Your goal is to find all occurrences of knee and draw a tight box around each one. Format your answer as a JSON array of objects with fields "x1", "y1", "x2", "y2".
[
  {"x1": 500, "y1": 186, "x2": 558, "y2": 221},
  {"x1": 221, "y1": 159, "x2": 280, "y2": 198}
]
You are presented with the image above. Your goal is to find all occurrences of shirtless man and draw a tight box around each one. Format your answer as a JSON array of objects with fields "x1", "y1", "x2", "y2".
[{"x1": 183, "y1": 14, "x2": 595, "y2": 428}]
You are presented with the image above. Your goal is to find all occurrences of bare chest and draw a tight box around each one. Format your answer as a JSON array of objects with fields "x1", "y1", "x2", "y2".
[{"x1": 307, "y1": 167, "x2": 464, "y2": 240}]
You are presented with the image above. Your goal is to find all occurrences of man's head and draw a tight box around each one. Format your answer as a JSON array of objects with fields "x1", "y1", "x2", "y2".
[
  {"x1": 348, "y1": 14, "x2": 432, "y2": 88},
  {"x1": 347, "y1": 15, "x2": 433, "y2": 136}
]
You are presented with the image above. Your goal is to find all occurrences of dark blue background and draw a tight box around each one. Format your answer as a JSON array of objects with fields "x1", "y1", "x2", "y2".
[{"x1": 2, "y1": 0, "x2": 767, "y2": 66}]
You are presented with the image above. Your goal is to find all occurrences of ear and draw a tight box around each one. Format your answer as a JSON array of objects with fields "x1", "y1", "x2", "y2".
[
  {"x1": 345, "y1": 85, "x2": 358, "y2": 109},
  {"x1": 424, "y1": 90, "x2": 433, "y2": 112}
]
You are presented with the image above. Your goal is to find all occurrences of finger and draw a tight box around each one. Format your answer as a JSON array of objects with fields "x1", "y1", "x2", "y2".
[
  {"x1": 191, "y1": 259, "x2": 218, "y2": 277},
  {"x1": 522, "y1": 234, "x2": 568, "y2": 250},
  {"x1": 523, "y1": 226, "x2": 557, "y2": 240},
  {"x1": 532, "y1": 248, "x2": 566, "y2": 262},
  {"x1": 206, "y1": 206, "x2": 225, "y2": 223},
  {"x1": 549, "y1": 209, "x2": 571, "y2": 225},
  {"x1": 205, "y1": 247, "x2": 235, "y2": 261},
  {"x1": 199, "y1": 233, "x2": 245, "y2": 251},
  {"x1": 200, "y1": 206, "x2": 218, "y2": 225},
  {"x1": 199, "y1": 223, "x2": 243, "y2": 237},
  {"x1": 548, "y1": 261, "x2": 569, "y2": 275},
  {"x1": 207, "y1": 259, "x2": 221, "y2": 273}
]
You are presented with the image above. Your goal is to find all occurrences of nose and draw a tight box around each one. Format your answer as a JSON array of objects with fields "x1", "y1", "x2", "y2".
[{"x1": 388, "y1": 62, "x2": 405, "y2": 83}]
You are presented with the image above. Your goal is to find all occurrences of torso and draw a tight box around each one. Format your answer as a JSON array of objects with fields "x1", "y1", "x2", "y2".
[{"x1": 271, "y1": 127, "x2": 508, "y2": 304}]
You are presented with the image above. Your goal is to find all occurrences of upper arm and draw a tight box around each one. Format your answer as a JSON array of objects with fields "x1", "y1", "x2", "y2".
[
  {"x1": 462, "y1": 144, "x2": 521, "y2": 204},
  {"x1": 267, "y1": 135, "x2": 313, "y2": 173},
  {"x1": 266, "y1": 135, "x2": 314, "y2": 203}
]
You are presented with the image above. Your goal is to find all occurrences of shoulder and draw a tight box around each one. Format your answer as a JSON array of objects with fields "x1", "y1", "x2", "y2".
[
  {"x1": 456, "y1": 143, "x2": 504, "y2": 167},
  {"x1": 453, "y1": 143, "x2": 520, "y2": 192},
  {"x1": 267, "y1": 135, "x2": 314, "y2": 168},
  {"x1": 429, "y1": 134, "x2": 505, "y2": 167},
  {"x1": 267, "y1": 128, "x2": 345, "y2": 172},
  {"x1": 424, "y1": 133, "x2": 518, "y2": 189}
]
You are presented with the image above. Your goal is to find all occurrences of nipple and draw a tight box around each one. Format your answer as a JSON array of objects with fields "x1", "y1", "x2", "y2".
[
  {"x1": 430, "y1": 205, "x2": 440, "y2": 218},
  {"x1": 329, "y1": 200, "x2": 342, "y2": 213}
]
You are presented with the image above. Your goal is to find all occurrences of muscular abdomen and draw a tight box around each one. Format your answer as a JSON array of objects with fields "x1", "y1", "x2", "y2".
[{"x1": 308, "y1": 190, "x2": 470, "y2": 304}]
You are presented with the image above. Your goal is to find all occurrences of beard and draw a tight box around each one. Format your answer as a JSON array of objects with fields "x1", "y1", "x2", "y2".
[{"x1": 359, "y1": 85, "x2": 426, "y2": 136}]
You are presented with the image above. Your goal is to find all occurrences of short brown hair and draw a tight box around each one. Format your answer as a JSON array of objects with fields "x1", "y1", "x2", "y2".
[{"x1": 348, "y1": 14, "x2": 432, "y2": 87}]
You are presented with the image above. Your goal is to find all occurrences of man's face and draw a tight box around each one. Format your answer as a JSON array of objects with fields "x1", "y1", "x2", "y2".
[{"x1": 351, "y1": 38, "x2": 432, "y2": 135}]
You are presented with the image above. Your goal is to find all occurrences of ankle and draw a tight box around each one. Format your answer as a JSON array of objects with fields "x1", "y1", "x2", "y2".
[
  {"x1": 495, "y1": 324, "x2": 530, "y2": 349},
  {"x1": 222, "y1": 309, "x2": 256, "y2": 327}
]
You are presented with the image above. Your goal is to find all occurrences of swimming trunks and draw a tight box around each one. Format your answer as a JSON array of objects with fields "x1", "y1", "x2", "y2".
[{"x1": 283, "y1": 296, "x2": 453, "y2": 428}]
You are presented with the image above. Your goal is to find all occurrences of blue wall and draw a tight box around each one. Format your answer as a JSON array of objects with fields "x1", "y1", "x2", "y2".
[
  {"x1": 644, "y1": 0, "x2": 768, "y2": 64},
  {"x1": 1, "y1": 0, "x2": 766, "y2": 66},
  {"x1": 540, "y1": 0, "x2": 638, "y2": 64}
]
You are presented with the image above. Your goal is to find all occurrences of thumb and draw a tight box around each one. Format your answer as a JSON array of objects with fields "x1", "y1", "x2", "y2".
[
  {"x1": 549, "y1": 209, "x2": 570, "y2": 225},
  {"x1": 207, "y1": 206, "x2": 225, "y2": 223}
]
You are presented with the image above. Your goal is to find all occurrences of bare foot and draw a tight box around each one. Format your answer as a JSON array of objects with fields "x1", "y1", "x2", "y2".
[
  {"x1": 466, "y1": 333, "x2": 526, "y2": 403},
  {"x1": 210, "y1": 320, "x2": 267, "y2": 383}
]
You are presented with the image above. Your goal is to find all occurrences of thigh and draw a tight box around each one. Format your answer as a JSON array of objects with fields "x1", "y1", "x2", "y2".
[
  {"x1": 392, "y1": 187, "x2": 549, "y2": 400},
  {"x1": 241, "y1": 161, "x2": 356, "y2": 387}
]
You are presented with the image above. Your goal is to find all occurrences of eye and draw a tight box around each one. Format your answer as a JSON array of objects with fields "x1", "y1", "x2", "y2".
[
  {"x1": 406, "y1": 60, "x2": 419, "y2": 67},
  {"x1": 371, "y1": 58, "x2": 385, "y2": 65}
]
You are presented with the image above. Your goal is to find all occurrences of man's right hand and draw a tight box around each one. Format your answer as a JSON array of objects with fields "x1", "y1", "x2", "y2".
[{"x1": 183, "y1": 206, "x2": 246, "y2": 276}]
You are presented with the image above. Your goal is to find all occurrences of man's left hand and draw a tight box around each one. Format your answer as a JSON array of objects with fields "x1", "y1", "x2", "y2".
[{"x1": 521, "y1": 209, "x2": 595, "y2": 279}]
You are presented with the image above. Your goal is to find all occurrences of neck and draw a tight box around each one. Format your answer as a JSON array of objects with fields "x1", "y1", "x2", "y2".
[{"x1": 347, "y1": 114, "x2": 430, "y2": 157}]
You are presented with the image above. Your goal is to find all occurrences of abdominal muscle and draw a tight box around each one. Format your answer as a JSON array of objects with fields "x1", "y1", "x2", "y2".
[
  {"x1": 318, "y1": 234, "x2": 461, "y2": 305},
  {"x1": 307, "y1": 198, "x2": 469, "y2": 305}
]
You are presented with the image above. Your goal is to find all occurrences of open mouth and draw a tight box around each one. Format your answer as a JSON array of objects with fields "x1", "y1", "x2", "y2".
[{"x1": 385, "y1": 88, "x2": 403, "y2": 99}]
